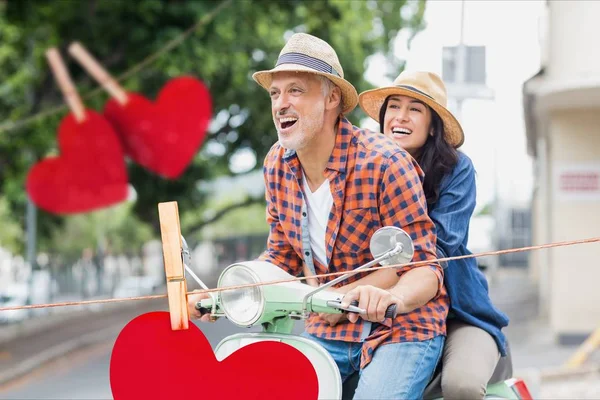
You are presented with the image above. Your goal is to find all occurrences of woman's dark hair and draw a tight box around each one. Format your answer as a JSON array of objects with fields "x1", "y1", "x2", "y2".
[{"x1": 379, "y1": 96, "x2": 459, "y2": 207}]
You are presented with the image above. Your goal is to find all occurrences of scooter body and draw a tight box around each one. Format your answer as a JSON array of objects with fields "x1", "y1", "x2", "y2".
[
  {"x1": 193, "y1": 227, "x2": 532, "y2": 400},
  {"x1": 216, "y1": 332, "x2": 343, "y2": 399}
]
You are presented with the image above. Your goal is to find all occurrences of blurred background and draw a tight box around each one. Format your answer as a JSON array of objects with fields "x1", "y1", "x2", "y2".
[{"x1": 0, "y1": 0, "x2": 599, "y2": 398}]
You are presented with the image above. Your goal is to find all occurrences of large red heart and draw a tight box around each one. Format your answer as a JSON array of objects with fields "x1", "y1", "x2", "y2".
[
  {"x1": 26, "y1": 110, "x2": 128, "y2": 214},
  {"x1": 104, "y1": 76, "x2": 212, "y2": 179},
  {"x1": 110, "y1": 312, "x2": 318, "y2": 400}
]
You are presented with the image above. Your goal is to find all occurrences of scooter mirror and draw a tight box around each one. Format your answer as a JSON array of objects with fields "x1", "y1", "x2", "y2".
[{"x1": 369, "y1": 226, "x2": 415, "y2": 266}]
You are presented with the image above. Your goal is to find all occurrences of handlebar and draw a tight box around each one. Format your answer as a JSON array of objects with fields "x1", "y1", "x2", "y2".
[
  {"x1": 196, "y1": 304, "x2": 211, "y2": 316},
  {"x1": 196, "y1": 298, "x2": 398, "y2": 320},
  {"x1": 195, "y1": 298, "x2": 214, "y2": 317},
  {"x1": 326, "y1": 300, "x2": 398, "y2": 319},
  {"x1": 350, "y1": 300, "x2": 397, "y2": 319}
]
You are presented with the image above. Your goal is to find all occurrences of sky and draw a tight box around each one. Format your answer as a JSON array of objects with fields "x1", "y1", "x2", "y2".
[{"x1": 364, "y1": 0, "x2": 546, "y2": 211}]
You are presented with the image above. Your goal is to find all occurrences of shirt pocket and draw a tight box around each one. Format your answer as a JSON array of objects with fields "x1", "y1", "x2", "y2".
[{"x1": 334, "y1": 208, "x2": 374, "y2": 255}]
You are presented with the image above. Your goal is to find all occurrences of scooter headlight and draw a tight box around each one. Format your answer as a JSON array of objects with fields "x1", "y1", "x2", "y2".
[{"x1": 218, "y1": 264, "x2": 264, "y2": 327}]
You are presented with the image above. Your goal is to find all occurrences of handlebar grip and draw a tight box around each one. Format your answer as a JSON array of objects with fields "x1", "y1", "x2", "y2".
[
  {"x1": 350, "y1": 300, "x2": 397, "y2": 319},
  {"x1": 385, "y1": 304, "x2": 397, "y2": 319},
  {"x1": 195, "y1": 302, "x2": 211, "y2": 316}
]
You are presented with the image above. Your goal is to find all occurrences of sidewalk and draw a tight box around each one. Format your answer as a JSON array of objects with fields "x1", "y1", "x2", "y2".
[
  {"x1": 488, "y1": 268, "x2": 600, "y2": 398},
  {"x1": 508, "y1": 319, "x2": 600, "y2": 399}
]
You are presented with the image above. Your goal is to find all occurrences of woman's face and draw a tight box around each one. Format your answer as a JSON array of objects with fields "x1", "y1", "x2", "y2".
[{"x1": 382, "y1": 95, "x2": 433, "y2": 155}]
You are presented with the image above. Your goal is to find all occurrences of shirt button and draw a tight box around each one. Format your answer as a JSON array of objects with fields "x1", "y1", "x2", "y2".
[
  {"x1": 305, "y1": 251, "x2": 310, "y2": 256},
  {"x1": 302, "y1": 212, "x2": 307, "y2": 217}
]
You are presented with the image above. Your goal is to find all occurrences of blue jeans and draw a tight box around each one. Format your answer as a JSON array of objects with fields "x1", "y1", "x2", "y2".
[{"x1": 302, "y1": 332, "x2": 444, "y2": 399}]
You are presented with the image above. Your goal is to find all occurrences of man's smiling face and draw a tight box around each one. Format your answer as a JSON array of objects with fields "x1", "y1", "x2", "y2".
[{"x1": 269, "y1": 71, "x2": 327, "y2": 151}]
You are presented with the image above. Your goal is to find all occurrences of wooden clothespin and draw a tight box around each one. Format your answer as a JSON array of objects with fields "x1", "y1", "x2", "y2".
[
  {"x1": 158, "y1": 201, "x2": 190, "y2": 330},
  {"x1": 45, "y1": 48, "x2": 86, "y2": 122},
  {"x1": 68, "y1": 42, "x2": 129, "y2": 106}
]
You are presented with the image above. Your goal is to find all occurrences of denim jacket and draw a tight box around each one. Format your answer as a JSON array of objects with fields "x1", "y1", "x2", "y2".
[{"x1": 429, "y1": 152, "x2": 509, "y2": 356}]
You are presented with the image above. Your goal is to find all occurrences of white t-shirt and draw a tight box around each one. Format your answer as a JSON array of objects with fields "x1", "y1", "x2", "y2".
[{"x1": 302, "y1": 174, "x2": 334, "y2": 267}]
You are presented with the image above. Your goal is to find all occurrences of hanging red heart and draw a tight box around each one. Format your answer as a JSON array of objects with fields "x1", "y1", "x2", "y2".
[
  {"x1": 103, "y1": 76, "x2": 212, "y2": 179},
  {"x1": 110, "y1": 312, "x2": 318, "y2": 400},
  {"x1": 26, "y1": 111, "x2": 128, "y2": 214}
]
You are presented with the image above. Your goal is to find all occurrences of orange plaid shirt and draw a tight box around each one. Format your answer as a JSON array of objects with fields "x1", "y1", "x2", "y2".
[{"x1": 258, "y1": 116, "x2": 449, "y2": 368}]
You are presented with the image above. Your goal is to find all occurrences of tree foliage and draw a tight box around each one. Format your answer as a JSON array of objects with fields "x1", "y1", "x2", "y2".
[
  {"x1": 47, "y1": 201, "x2": 154, "y2": 261},
  {"x1": 0, "y1": 196, "x2": 23, "y2": 253},
  {"x1": 0, "y1": 0, "x2": 427, "y2": 252}
]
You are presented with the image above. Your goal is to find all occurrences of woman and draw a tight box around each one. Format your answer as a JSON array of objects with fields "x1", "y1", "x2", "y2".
[{"x1": 347, "y1": 71, "x2": 512, "y2": 399}]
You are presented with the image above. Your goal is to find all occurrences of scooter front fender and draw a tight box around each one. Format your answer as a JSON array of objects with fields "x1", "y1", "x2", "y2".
[{"x1": 215, "y1": 333, "x2": 342, "y2": 400}]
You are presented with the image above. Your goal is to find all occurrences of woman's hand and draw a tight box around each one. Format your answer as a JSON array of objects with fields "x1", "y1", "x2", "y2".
[{"x1": 340, "y1": 285, "x2": 405, "y2": 323}]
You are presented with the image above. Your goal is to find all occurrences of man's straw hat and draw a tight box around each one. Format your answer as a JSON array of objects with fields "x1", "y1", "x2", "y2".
[
  {"x1": 253, "y1": 33, "x2": 358, "y2": 114},
  {"x1": 359, "y1": 71, "x2": 464, "y2": 148}
]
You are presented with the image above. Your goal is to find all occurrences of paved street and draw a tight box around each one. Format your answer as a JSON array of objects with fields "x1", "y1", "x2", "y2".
[
  {"x1": 0, "y1": 269, "x2": 599, "y2": 399},
  {"x1": 2, "y1": 312, "x2": 600, "y2": 399},
  {"x1": 0, "y1": 316, "x2": 302, "y2": 400},
  {"x1": 0, "y1": 342, "x2": 114, "y2": 400}
]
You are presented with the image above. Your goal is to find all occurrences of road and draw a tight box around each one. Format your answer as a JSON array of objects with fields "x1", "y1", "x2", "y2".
[
  {"x1": 1, "y1": 267, "x2": 599, "y2": 399},
  {"x1": 3, "y1": 320, "x2": 600, "y2": 400},
  {"x1": 0, "y1": 341, "x2": 115, "y2": 400},
  {"x1": 0, "y1": 317, "x2": 304, "y2": 400},
  {"x1": 2, "y1": 319, "x2": 600, "y2": 400}
]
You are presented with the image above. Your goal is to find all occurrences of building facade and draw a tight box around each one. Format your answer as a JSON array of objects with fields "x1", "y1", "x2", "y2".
[{"x1": 524, "y1": 1, "x2": 600, "y2": 343}]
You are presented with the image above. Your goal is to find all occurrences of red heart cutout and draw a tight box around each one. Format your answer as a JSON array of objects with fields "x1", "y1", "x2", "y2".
[
  {"x1": 104, "y1": 76, "x2": 212, "y2": 179},
  {"x1": 26, "y1": 110, "x2": 128, "y2": 214},
  {"x1": 110, "y1": 312, "x2": 318, "y2": 400}
]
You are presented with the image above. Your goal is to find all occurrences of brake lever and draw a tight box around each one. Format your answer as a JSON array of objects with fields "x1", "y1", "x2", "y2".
[{"x1": 326, "y1": 300, "x2": 365, "y2": 314}]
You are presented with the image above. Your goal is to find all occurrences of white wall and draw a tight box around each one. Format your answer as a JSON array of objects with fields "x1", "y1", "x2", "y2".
[
  {"x1": 548, "y1": 110, "x2": 600, "y2": 334},
  {"x1": 547, "y1": 1, "x2": 600, "y2": 82}
]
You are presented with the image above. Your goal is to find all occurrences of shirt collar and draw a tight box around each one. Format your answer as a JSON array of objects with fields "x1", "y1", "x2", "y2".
[{"x1": 326, "y1": 116, "x2": 353, "y2": 173}]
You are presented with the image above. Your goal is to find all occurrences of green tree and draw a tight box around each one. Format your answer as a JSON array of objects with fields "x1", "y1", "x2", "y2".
[
  {"x1": 0, "y1": 196, "x2": 23, "y2": 253},
  {"x1": 48, "y1": 200, "x2": 154, "y2": 261},
  {"x1": 0, "y1": 0, "x2": 427, "y2": 250}
]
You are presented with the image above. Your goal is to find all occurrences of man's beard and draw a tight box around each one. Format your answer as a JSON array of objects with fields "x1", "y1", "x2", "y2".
[{"x1": 277, "y1": 103, "x2": 325, "y2": 151}]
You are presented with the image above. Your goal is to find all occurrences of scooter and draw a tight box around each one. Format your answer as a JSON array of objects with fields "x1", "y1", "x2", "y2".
[{"x1": 189, "y1": 226, "x2": 533, "y2": 400}]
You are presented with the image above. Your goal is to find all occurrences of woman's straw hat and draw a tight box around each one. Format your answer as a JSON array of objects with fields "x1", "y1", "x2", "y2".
[
  {"x1": 359, "y1": 71, "x2": 464, "y2": 148},
  {"x1": 253, "y1": 33, "x2": 359, "y2": 114}
]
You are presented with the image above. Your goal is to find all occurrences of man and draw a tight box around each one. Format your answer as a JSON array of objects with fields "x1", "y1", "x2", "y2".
[{"x1": 189, "y1": 33, "x2": 448, "y2": 399}]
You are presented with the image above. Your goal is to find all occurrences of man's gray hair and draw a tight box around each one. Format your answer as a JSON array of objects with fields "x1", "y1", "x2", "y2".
[{"x1": 316, "y1": 75, "x2": 343, "y2": 113}]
